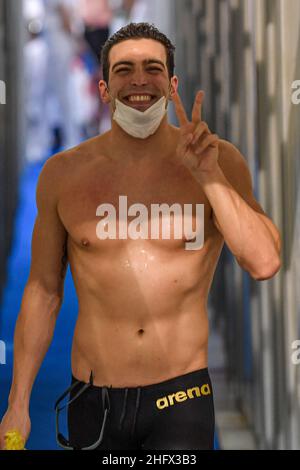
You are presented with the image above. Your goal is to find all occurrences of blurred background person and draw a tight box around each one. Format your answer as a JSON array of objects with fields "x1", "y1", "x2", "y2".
[
  {"x1": 109, "y1": 0, "x2": 133, "y2": 34},
  {"x1": 79, "y1": 0, "x2": 112, "y2": 63},
  {"x1": 43, "y1": 0, "x2": 82, "y2": 151},
  {"x1": 23, "y1": 0, "x2": 49, "y2": 163},
  {"x1": 126, "y1": 0, "x2": 151, "y2": 23},
  {"x1": 78, "y1": 0, "x2": 113, "y2": 136},
  {"x1": 109, "y1": 0, "x2": 151, "y2": 35}
]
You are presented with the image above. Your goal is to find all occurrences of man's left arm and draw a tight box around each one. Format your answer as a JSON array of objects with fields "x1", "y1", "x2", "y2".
[
  {"x1": 201, "y1": 139, "x2": 282, "y2": 281},
  {"x1": 172, "y1": 89, "x2": 281, "y2": 281}
]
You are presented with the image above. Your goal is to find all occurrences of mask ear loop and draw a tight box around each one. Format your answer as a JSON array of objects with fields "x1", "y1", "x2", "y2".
[
  {"x1": 105, "y1": 84, "x2": 114, "y2": 99},
  {"x1": 105, "y1": 85, "x2": 118, "y2": 111}
]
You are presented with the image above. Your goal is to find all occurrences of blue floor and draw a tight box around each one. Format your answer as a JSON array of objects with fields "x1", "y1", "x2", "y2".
[{"x1": 0, "y1": 159, "x2": 220, "y2": 450}]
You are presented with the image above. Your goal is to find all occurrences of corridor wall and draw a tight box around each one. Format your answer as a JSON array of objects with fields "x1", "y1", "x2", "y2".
[
  {"x1": 0, "y1": 0, "x2": 25, "y2": 302},
  {"x1": 174, "y1": 0, "x2": 300, "y2": 449}
]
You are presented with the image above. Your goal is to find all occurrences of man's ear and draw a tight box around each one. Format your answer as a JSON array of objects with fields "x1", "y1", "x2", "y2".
[
  {"x1": 168, "y1": 76, "x2": 179, "y2": 100},
  {"x1": 99, "y1": 80, "x2": 111, "y2": 104}
]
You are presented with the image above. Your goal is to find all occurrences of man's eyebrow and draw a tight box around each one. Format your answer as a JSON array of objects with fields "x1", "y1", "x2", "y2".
[
  {"x1": 144, "y1": 59, "x2": 166, "y2": 68},
  {"x1": 111, "y1": 59, "x2": 166, "y2": 72},
  {"x1": 112, "y1": 61, "x2": 133, "y2": 71}
]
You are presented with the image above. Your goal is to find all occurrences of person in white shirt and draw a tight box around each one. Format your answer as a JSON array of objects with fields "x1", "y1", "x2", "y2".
[
  {"x1": 44, "y1": 0, "x2": 81, "y2": 150},
  {"x1": 23, "y1": 0, "x2": 50, "y2": 163},
  {"x1": 79, "y1": 0, "x2": 112, "y2": 62}
]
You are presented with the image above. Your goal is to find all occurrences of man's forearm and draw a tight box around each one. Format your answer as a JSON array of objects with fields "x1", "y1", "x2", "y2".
[
  {"x1": 198, "y1": 165, "x2": 281, "y2": 279},
  {"x1": 8, "y1": 284, "x2": 62, "y2": 409}
]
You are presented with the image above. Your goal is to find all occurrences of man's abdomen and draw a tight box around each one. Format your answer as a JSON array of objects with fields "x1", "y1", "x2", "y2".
[{"x1": 71, "y1": 306, "x2": 209, "y2": 388}]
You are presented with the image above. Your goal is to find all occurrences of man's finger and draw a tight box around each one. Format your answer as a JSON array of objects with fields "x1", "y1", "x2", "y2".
[
  {"x1": 195, "y1": 134, "x2": 219, "y2": 154},
  {"x1": 172, "y1": 92, "x2": 189, "y2": 127},
  {"x1": 192, "y1": 90, "x2": 204, "y2": 124},
  {"x1": 191, "y1": 121, "x2": 210, "y2": 145},
  {"x1": 176, "y1": 133, "x2": 193, "y2": 159}
]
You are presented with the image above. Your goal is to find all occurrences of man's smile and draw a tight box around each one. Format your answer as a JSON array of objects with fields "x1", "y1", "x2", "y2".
[{"x1": 121, "y1": 93, "x2": 159, "y2": 110}]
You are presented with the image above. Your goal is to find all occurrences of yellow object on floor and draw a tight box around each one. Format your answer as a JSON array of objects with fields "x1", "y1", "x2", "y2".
[{"x1": 4, "y1": 430, "x2": 26, "y2": 450}]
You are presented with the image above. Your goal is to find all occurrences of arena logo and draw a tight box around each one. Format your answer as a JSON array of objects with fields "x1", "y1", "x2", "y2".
[
  {"x1": 291, "y1": 80, "x2": 300, "y2": 105},
  {"x1": 291, "y1": 340, "x2": 300, "y2": 365},
  {"x1": 0, "y1": 80, "x2": 6, "y2": 105},
  {"x1": 0, "y1": 340, "x2": 6, "y2": 365},
  {"x1": 156, "y1": 383, "x2": 211, "y2": 410},
  {"x1": 96, "y1": 196, "x2": 204, "y2": 250}
]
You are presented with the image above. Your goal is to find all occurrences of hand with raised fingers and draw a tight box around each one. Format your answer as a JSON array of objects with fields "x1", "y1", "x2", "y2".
[{"x1": 173, "y1": 90, "x2": 219, "y2": 180}]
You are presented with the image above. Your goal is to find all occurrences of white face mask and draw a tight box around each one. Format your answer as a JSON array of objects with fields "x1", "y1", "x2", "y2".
[{"x1": 112, "y1": 96, "x2": 168, "y2": 139}]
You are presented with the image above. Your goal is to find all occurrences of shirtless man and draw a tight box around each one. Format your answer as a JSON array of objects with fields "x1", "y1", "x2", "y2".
[{"x1": 0, "y1": 23, "x2": 281, "y2": 451}]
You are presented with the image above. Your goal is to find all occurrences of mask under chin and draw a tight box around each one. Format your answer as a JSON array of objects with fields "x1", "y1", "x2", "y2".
[{"x1": 112, "y1": 96, "x2": 168, "y2": 139}]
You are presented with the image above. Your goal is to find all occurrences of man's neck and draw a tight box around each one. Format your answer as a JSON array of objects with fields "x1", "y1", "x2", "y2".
[{"x1": 107, "y1": 118, "x2": 178, "y2": 163}]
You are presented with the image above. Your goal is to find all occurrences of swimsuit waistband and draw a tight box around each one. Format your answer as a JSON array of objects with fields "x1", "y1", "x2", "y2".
[{"x1": 71, "y1": 367, "x2": 210, "y2": 393}]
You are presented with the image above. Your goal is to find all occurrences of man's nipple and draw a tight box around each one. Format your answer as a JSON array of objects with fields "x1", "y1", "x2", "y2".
[{"x1": 81, "y1": 238, "x2": 90, "y2": 247}]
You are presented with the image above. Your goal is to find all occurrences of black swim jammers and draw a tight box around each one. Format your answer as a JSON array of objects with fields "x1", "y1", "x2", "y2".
[{"x1": 55, "y1": 367, "x2": 215, "y2": 450}]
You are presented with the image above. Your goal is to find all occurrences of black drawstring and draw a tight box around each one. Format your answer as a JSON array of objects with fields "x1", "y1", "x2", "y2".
[
  {"x1": 131, "y1": 387, "x2": 141, "y2": 437},
  {"x1": 119, "y1": 387, "x2": 142, "y2": 437},
  {"x1": 89, "y1": 370, "x2": 94, "y2": 385},
  {"x1": 55, "y1": 370, "x2": 112, "y2": 451},
  {"x1": 119, "y1": 388, "x2": 129, "y2": 430}
]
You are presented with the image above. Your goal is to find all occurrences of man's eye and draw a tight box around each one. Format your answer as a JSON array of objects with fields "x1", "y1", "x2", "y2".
[
  {"x1": 116, "y1": 68, "x2": 130, "y2": 73},
  {"x1": 148, "y1": 67, "x2": 162, "y2": 72}
]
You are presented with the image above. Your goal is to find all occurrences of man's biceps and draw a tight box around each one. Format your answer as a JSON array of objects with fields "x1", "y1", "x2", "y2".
[
  {"x1": 29, "y1": 247, "x2": 68, "y2": 297},
  {"x1": 30, "y1": 219, "x2": 68, "y2": 283},
  {"x1": 35, "y1": 202, "x2": 67, "y2": 237}
]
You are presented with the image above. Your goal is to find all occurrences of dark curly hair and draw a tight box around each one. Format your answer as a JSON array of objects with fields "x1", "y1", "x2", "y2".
[{"x1": 100, "y1": 22, "x2": 176, "y2": 84}]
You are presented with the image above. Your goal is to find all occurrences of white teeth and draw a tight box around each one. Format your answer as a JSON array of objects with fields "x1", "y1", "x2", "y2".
[{"x1": 128, "y1": 95, "x2": 152, "y2": 102}]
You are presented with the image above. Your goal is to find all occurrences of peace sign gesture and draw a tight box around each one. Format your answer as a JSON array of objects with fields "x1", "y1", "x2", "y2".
[{"x1": 173, "y1": 90, "x2": 219, "y2": 178}]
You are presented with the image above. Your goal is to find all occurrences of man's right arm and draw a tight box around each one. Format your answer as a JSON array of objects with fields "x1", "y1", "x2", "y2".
[{"x1": 0, "y1": 155, "x2": 68, "y2": 447}]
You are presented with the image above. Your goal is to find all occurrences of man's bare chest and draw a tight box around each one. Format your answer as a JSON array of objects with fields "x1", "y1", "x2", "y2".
[{"x1": 57, "y1": 159, "x2": 214, "y2": 250}]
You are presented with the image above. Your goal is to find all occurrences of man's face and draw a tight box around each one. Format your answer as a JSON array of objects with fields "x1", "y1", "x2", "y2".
[{"x1": 99, "y1": 38, "x2": 178, "y2": 112}]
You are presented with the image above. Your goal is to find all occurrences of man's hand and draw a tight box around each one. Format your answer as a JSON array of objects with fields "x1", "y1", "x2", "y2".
[
  {"x1": 0, "y1": 406, "x2": 31, "y2": 450},
  {"x1": 173, "y1": 90, "x2": 219, "y2": 180}
]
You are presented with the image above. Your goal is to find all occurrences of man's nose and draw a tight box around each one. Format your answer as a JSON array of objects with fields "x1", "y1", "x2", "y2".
[{"x1": 130, "y1": 70, "x2": 148, "y2": 86}]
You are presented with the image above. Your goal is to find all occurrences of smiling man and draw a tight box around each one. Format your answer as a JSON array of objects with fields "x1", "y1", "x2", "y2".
[{"x1": 0, "y1": 23, "x2": 281, "y2": 451}]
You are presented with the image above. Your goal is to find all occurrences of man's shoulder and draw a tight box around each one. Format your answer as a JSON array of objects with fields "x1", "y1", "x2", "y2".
[
  {"x1": 218, "y1": 138, "x2": 244, "y2": 162},
  {"x1": 37, "y1": 134, "x2": 109, "y2": 199},
  {"x1": 43, "y1": 133, "x2": 110, "y2": 172},
  {"x1": 217, "y1": 138, "x2": 253, "y2": 193},
  {"x1": 218, "y1": 139, "x2": 249, "y2": 172}
]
